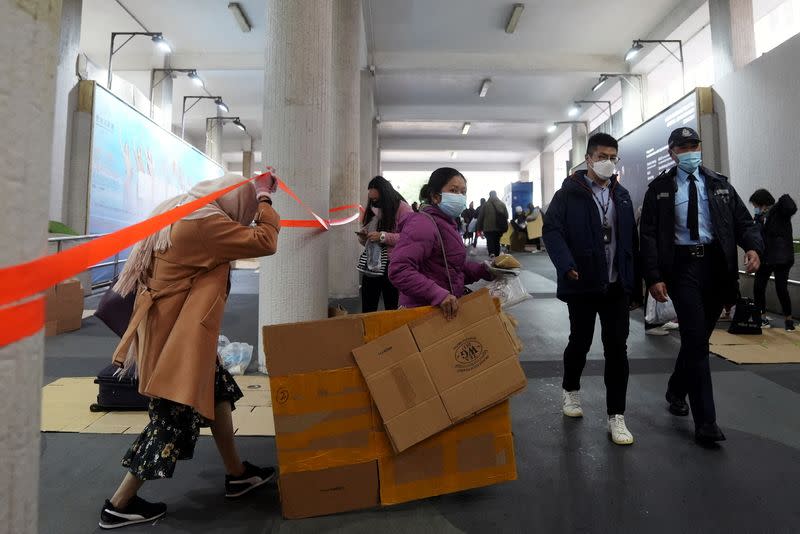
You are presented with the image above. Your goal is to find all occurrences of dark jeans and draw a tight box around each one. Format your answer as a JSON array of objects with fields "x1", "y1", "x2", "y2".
[
  {"x1": 485, "y1": 231, "x2": 502, "y2": 256},
  {"x1": 563, "y1": 282, "x2": 630, "y2": 415},
  {"x1": 361, "y1": 273, "x2": 399, "y2": 313},
  {"x1": 754, "y1": 263, "x2": 793, "y2": 317},
  {"x1": 667, "y1": 246, "x2": 726, "y2": 426}
]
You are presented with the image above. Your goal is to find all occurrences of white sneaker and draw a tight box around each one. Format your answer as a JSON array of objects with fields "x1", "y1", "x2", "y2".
[
  {"x1": 662, "y1": 321, "x2": 679, "y2": 331},
  {"x1": 562, "y1": 390, "x2": 583, "y2": 418},
  {"x1": 608, "y1": 415, "x2": 634, "y2": 445},
  {"x1": 645, "y1": 327, "x2": 669, "y2": 336}
]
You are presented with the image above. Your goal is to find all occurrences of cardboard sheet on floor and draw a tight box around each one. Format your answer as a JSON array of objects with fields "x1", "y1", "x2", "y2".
[
  {"x1": 41, "y1": 376, "x2": 275, "y2": 436},
  {"x1": 710, "y1": 329, "x2": 764, "y2": 346},
  {"x1": 712, "y1": 343, "x2": 800, "y2": 364}
]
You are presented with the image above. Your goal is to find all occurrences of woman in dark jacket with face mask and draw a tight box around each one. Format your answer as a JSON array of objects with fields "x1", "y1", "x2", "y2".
[{"x1": 750, "y1": 189, "x2": 797, "y2": 330}]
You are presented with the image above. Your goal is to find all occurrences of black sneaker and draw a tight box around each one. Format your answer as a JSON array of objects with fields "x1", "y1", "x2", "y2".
[
  {"x1": 786, "y1": 320, "x2": 795, "y2": 331},
  {"x1": 99, "y1": 496, "x2": 167, "y2": 530},
  {"x1": 761, "y1": 317, "x2": 772, "y2": 329},
  {"x1": 225, "y1": 461, "x2": 276, "y2": 498}
]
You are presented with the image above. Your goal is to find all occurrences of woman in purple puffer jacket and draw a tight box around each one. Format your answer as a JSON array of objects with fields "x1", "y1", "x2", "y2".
[{"x1": 389, "y1": 167, "x2": 493, "y2": 319}]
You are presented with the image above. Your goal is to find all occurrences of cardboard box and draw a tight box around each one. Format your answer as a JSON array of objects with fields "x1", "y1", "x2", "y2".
[
  {"x1": 263, "y1": 299, "x2": 520, "y2": 519},
  {"x1": 44, "y1": 279, "x2": 84, "y2": 336},
  {"x1": 352, "y1": 290, "x2": 526, "y2": 452}
]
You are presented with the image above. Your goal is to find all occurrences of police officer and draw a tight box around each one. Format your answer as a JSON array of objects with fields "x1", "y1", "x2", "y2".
[{"x1": 639, "y1": 127, "x2": 763, "y2": 446}]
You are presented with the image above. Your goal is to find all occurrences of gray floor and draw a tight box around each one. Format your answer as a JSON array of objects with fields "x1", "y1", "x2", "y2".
[{"x1": 41, "y1": 252, "x2": 800, "y2": 533}]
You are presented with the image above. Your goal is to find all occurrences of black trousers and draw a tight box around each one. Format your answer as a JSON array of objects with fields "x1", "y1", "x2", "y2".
[
  {"x1": 754, "y1": 263, "x2": 793, "y2": 317},
  {"x1": 485, "y1": 231, "x2": 502, "y2": 256},
  {"x1": 563, "y1": 282, "x2": 630, "y2": 415},
  {"x1": 667, "y1": 246, "x2": 726, "y2": 426},
  {"x1": 361, "y1": 273, "x2": 399, "y2": 313}
]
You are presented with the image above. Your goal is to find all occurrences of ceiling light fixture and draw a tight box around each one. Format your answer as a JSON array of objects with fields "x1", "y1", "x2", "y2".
[
  {"x1": 107, "y1": 31, "x2": 171, "y2": 88},
  {"x1": 625, "y1": 41, "x2": 644, "y2": 62},
  {"x1": 461, "y1": 122, "x2": 471, "y2": 135},
  {"x1": 547, "y1": 124, "x2": 557, "y2": 133},
  {"x1": 228, "y1": 2, "x2": 252, "y2": 33},
  {"x1": 625, "y1": 39, "x2": 685, "y2": 92},
  {"x1": 181, "y1": 95, "x2": 227, "y2": 138},
  {"x1": 568, "y1": 105, "x2": 580, "y2": 117},
  {"x1": 592, "y1": 75, "x2": 609, "y2": 92},
  {"x1": 505, "y1": 3, "x2": 525, "y2": 34},
  {"x1": 450, "y1": 151, "x2": 458, "y2": 160},
  {"x1": 188, "y1": 70, "x2": 204, "y2": 87},
  {"x1": 479, "y1": 78, "x2": 492, "y2": 98},
  {"x1": 215, "y1": 98, "x2": 229, "y2": 113},
  {"x1": 233, "y1": 118, "x2": 247, "y2": 132}
]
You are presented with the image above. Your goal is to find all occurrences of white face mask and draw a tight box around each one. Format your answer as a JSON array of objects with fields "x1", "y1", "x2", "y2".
[{"x1": 590, "y1": 159, "x2": 616, "y2": 181}]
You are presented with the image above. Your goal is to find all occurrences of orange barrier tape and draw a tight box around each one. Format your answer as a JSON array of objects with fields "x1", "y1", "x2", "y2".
[{"x1": 0, "y1": 172, "x2": 362, "y2": 347}]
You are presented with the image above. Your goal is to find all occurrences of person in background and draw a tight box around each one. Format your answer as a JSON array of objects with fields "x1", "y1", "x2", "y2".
[
  {"x1": 99, "y1": 172, "x2": 281, "y2": 529},
  {"x1": 510, "y1": 206, "x2": 528, "y2": 252},
  {"x1": 471, "y1": 197, "x2": 487, "y2": 251},
  {"x1": 357, "y1": 176, "x2": 413, "y2": 313},
  {"x1": 389, "y1": 167, "x2": 494, "y2": 319},
  {"x1": 640, "y1": 127, "x2": 762, "y2": 447},
  {"x1": 750, "y1": 188, "x2": 797, "y2": 331},
  {"x1": 542, "y1": 133, "x2": 639, "y2": 446},
  {"x1": 526, "y1": 203, "x2": 543, "y2": 252},
  {"x1": 477, "y1": 190, "x2": 509, "y2": 257},
  {"x1": 462, "y1": 201, "x2": 477, "y2": 244},
  {"x1": 411, "y1": 201, "x2": 419, "y2": 213}
]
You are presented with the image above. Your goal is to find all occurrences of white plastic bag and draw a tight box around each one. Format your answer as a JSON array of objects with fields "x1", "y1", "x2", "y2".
[
  {"x1": 645, "y1": 295, "x2": 677, "y2": 324},
  {"x1": 471, "y1": 271, "x2": 531, "y2": 309},
  {"x1": 219, "y1": 342, "x2": 254, "y2": 375}
]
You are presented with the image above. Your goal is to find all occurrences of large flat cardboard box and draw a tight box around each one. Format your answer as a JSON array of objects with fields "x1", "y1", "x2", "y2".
[
  {"x1": 44, "y1": 279, "x2": 84, "y2": 336},
  {"x1": 352, "y1": 290, "x2": 526, "y2": 452},
  {"x1": 263, "y1": 300, "x2": 519, "y2": 519}
]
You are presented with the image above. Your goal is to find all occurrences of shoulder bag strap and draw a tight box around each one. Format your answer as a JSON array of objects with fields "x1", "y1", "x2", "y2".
[{"x1": 420, "y1": 211, "x2": 455, "y2": 295}]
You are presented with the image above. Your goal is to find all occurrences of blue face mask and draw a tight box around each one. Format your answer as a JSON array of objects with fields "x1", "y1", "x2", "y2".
[
  {"x1": 439, "y1": 193, "x2": 467, "y2": 219},
  {"x1": 676, "y1": 151, "x2": 702, "y2": 173},
  {"x1": 754, "y1": 207, "x2": 762, "y2": 216}
]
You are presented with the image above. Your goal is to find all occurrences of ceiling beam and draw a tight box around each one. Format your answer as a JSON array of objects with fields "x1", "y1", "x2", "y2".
[
  {"x1": 374, "y1": 51, "x2": 627, "y2": 76},
  {"x1": 382, "y1": 161, "x2": 521, "y2": 172},
  {"x1": 381, "y1": 137, "x2": 537, "y2": 152},
  {"x1": 101, "y1": 52, "x2": 266, "y2": 71},
  {"x1": 379, "y1": 105, "x2": 556, "y2": 123}
]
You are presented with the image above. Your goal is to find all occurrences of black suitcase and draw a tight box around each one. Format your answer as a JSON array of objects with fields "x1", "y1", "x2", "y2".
[
  {"x1": 90, "y1": 364, "x2": 150, "y2": 412},
  {"x1": 728, "y1": 297, "x2": 763, "y2": 335}
]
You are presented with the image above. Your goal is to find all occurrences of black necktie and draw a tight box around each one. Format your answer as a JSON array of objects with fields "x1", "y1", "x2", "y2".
[{"x1": 687, "y1": 174, "x2": 699, "y2": 241}]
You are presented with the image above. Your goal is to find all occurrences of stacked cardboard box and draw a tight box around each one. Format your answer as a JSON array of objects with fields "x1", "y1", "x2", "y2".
[
  {"x1": 44, "y1": 279, "x2": 84, "y2": 337},
  {"x1": 263, "y1": 289, "x2": 525, "y2": 519}
]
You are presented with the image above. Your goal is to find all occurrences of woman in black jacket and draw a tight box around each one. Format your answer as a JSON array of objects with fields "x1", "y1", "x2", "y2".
[{"x1": 750, "y1": 189, "x2": 797, "y2": 331}]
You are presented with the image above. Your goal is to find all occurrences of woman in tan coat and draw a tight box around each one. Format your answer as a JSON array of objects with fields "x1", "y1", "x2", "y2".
[{"x1": 99, "y1": 172, "x2": 281, "y2": 530}]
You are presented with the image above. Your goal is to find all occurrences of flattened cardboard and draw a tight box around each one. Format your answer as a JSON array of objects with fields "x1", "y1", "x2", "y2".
[
  {"x1": 439, "y1": 358, "x2": 526, "y2": 422},
  {"x1": 366, "y1": 353, "x2": 439, "y2": 421},
  {"x1": 712, "y1": 344, "x2": 800, "y2": 364},
  {"x1": 278, "y1": 462, "x2": 379, "y2": 519},
  {"x1": 263, "y1": 315, "x2": 365, "y2": 377},
  {"x1": 408, "y1": 289, "x2": 496, "y2": 349},
  {"x1": 383, "y1": 396, "x2": 451, "y2": 452},
  {"x1": 44, "y1": 279, "x2": 84, "y2": 336}
]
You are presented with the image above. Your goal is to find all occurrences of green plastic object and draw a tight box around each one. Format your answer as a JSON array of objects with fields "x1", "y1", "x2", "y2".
[{"x1": 48, "y1": 221, "x2": 79, "y2": 235}]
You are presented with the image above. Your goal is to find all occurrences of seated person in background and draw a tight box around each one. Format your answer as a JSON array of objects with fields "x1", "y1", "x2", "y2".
[{"x1": 750, "y1": 188, "x2": 797, "y2": 331}]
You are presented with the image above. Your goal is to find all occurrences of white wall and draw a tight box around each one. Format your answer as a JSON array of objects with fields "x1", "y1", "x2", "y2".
[{"x1": 713, "y1": 32, "x2": 800, "y2": 203}]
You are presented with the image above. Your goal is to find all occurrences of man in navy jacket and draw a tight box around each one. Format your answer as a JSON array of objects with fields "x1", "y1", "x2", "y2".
[{"x1": 543, "y1": 133, "x2": 639, "y2": 446}]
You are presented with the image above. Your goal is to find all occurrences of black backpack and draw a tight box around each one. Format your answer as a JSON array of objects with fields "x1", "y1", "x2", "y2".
[{"x1": 494, "y1": 203, "x2": 509, "y2": 233}]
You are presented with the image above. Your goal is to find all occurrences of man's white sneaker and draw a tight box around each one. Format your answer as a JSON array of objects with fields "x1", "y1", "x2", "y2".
[
  {"x1": 562, "y1": 390, "x2": 583, "y2": 417},
  {"x1": 646, "y1": 327, "x2": 669, "y2": 336},
  {"x1": 608, "y1": 415, "x2": 634, "y2": 445},
  {"x1": 662, "y1": 321, "x2": 679, "y2": 330}
]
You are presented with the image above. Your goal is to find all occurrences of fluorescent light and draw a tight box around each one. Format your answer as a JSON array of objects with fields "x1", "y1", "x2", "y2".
[
  {"x1": 547, "y1": 124, "x2": 557, "y2": 133},
  {"x1": 151, "y1": 34, "x2": 172, "y2": 53},
  {"x1": 505, "y1": 3, "x2": 525, "y2": 34},
  {"x1": 592, "y1": 76, "x2": 608, "y2": 92},
  {"x1": 228, "y1": 2, "x2": 252, "y2": 33},
  {"x1": 568, "y1": 105, "x2": 581, "y2": 117},
  {"x1": 215, "y1": 98, "x2": 229, "y2": 113},
  {"x1": 188, "y1": 70, "x2": 204, "y2": 87},
  {"x1": 461, "y1": 122, "x2": 471, "y2": 135},
  {"x1": 479, "y1": 78, "x2": 492, "y2": 98},
  {"x1": 450, "y1": 151, "x2": 457, "y2": 159},
  {"x1": 625, "y1": 41, "x2": 644, "y2": 61},
  {"x1": 233, "y1": 118, "x2": 246, "y2": 132}
]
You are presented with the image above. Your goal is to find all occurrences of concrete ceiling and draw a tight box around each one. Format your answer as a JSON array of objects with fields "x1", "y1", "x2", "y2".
[{"x1": 78, "y1": 0, "x2": 695, "y2": 171}]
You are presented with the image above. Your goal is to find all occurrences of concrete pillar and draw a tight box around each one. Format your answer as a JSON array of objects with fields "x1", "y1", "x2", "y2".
[
  {"x1": 360, "y1": 69, "x2": 376, "y2": 194},
  {"x1": 620, "y1": 77, "x2": 644, "y2": 135},
  {"x1": 49, "y1": 0, "x2": 81, "y2": 222},
  {"x1": 1, "y1": 1, "x2": 63, "y2": 532},
  {"x1": 540, "y1": 151, "x2": 556, "y2": 207},
  {"x1": 242, "y1": 150, "x2": 254, "y2": 178},
  {"x1": 709, "y1": 0, "x2": 756, "y2": 80},
  {"x1": 372, "y1": 119, "x2": 380, "y2": 177},
  {"x1": 570, "y1": 123, "x2": 588, "y2": 169},
  {"x1": 259, "y1": 0, "x2": 332, "y2": 343},
  {"x1": 205, "y1": 117, "x2": 223, "y2": 164},
  {"x1": 328, "y1": 0, "x2": 362, "y2": 299}
]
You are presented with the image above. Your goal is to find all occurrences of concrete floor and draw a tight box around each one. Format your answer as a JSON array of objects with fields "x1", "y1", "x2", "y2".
[{"x1": 41, "y1": 252, "x2": 800, "y2": 533}]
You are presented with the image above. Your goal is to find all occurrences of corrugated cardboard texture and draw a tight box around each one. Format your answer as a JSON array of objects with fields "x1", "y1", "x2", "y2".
[
  {"x1": 270, "y1": 368, "x2": 391, "y2": 474},
  {"x1": 278, "y1": 462, "x2": 380, "y2": 519},
  {"x1": 379, "y1": 402, "x2": 517, "y2": 505},
  {"x1": 440, "y1": 358, "x2": 526, "y2": 422},
  {"x1": 409, "y1": 289, "x2": 496, "y2": 349},
  {"x1": 263, "y1": 316, "x2": 365, "y2": 377},
  {"x1": 45, "y1": 279, "x2": 84, "y2": 336},
  {"x1": 712, "y1": 344, "x2": 800, "y2": 364}
]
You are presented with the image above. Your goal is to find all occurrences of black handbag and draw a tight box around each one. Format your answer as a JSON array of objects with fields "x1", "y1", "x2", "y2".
[
  {"x1": 728, "y1": 297, "x2": 762, "y2": 335},
  {"x1": 95, "y1": 286, "x2": 136, "y2": 337}
]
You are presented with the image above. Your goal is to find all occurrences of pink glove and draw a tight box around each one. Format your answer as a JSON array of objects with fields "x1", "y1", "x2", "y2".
[{"x1": 254, "y1": 167, "x2": 278, "y2": 197}]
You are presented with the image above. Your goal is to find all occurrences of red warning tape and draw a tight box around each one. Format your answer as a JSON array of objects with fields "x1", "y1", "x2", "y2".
[{"x1": 0, "y1": 172, "x2": 362, "y2": 347}]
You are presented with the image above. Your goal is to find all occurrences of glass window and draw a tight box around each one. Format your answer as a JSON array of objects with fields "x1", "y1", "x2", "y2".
[{"x1": 754, "y1": 0, "x2": 800, "y2": 55}]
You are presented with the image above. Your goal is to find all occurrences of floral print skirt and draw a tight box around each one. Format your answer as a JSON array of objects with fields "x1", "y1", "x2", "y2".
[{"x1": 122, "y1": 364, "x2": 243, "y2": 480}]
